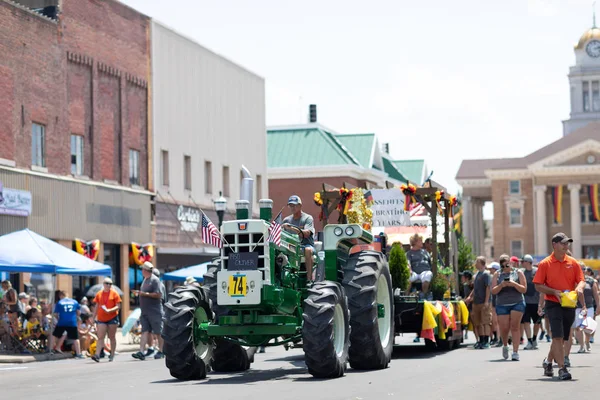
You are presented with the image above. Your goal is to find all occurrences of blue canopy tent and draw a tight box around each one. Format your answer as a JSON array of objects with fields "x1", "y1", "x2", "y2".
[
  {"x1": 0, "y1": 229, "x2": 112, "y2": 276},
  {"x1": 162, "y1": 262, "x2": 210, "y2": 283}
]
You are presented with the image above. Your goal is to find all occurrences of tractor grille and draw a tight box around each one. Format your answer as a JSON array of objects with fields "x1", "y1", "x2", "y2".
[{"x1": 223, "y1": 233, "x2": 266, "y2": 272}]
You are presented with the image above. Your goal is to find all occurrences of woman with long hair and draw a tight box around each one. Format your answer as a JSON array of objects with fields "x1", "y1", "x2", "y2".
[{"x1": 491, "y1": 254, "x2": 527, "y2": 361}]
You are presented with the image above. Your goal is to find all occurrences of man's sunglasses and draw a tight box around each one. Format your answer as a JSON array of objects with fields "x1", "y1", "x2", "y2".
[{"x1": 104, "y1": 282, "x2": 112, "y2": 286}]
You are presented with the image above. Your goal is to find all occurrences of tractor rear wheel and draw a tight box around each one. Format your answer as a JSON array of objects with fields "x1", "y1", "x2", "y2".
[
  {"x1": 302, "y1": 281, "x2": 350, "y2": 379},
  {"x1": 203, "y1": 264, "x2": 254, "y2": 372},
  {"x1": 162, "y1": 285, "x2": 213, "y2": 380},
  {"x1": 343, "y1": 250, "x2": 394, "y2": 370}
]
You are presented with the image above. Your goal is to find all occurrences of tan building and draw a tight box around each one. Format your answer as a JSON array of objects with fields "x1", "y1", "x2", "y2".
[{"x1": 457, "y1": 24, "x2": 600, "y2": 261}]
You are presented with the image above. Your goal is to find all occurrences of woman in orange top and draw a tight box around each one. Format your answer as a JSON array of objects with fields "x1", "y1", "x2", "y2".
[{"x1": 91, "y1": 277, "x2": 122, "y2": 362}]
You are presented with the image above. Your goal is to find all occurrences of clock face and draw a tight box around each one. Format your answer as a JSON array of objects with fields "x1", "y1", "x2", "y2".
[
  {"x1": 587, "y1": 154, "x2": 597, "y2": 164},
  {"x1": 587, "y1": 40, "x2": 600, "y2": 57}
]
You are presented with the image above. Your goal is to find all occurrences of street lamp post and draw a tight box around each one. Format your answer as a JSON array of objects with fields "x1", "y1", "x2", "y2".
[{"x1": 214, "y1": 191, "x2": 227, "y2": 231}]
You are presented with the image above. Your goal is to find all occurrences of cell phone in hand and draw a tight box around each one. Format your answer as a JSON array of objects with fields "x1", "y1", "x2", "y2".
[{"x1": 503, "y1": 277, "x2": 510, "y2": 282}]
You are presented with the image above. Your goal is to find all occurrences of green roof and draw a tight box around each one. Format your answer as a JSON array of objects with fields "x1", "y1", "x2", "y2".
[
  {"x1": 393, "y1": 160, "x2": 425, "y2": 184},
  {"x1": 334, "y1": 133, "x2": 375, "y2": 168},
  {"x1": 382, "y1": 156, "x2": 408, "y2": 182},
  {"x1": 267, "y1": 127, "x2": 359, "y2": 168}
]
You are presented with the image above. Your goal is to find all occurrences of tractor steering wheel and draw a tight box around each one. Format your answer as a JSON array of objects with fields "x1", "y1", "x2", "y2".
[{"x1": 285, "y1": 224, "x2": 305, "y2": 239}]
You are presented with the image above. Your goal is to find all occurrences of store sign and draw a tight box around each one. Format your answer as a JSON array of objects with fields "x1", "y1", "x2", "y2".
[
  {"x1": 177, "y1": 205, "x2": 201, "y2": 232},
  {"x1": 0, "y1": 181, "x2": 32, "y2": 217},
  {"x1": 370, "y1": 189, "x2": 411, "y2": 227}
]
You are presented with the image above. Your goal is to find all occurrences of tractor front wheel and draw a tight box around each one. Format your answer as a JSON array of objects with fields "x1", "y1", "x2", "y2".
[
  {"x1": 343, "y1": 250, "x2": 394, "y2": 370},
  {"x1": 162, "y1": 285, "x2": 213, "y2": 380},
  {"x1": 302, "y1": 281, "x2": 350, "y2": 379}
]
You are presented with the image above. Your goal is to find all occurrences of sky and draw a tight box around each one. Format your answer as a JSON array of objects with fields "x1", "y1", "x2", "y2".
[{"x1": 122, "y1": 0, "x2": 596, "y2": 218}]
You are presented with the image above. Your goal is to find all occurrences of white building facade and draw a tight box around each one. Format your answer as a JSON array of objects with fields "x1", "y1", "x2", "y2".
[{"x1": 151, "y1": 21, "x2": 267, "y2": 270}]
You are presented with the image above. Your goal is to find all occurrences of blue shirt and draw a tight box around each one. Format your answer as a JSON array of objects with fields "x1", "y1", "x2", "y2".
[{"x1": 53, "y1": 298, "x2": 80, "y2": 327}]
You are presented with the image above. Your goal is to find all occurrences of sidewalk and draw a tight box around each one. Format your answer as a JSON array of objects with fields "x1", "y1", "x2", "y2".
[{"x1": 0, "y1": 328, "x2": 139, "y2": 363}]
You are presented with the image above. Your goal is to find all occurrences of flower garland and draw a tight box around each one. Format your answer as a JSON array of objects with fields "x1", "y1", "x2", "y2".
[
  {"x1": 313, "y1": 192, "x2": 323, "y2": 206},
  {"x1": 337, "y1": 188, "x2": 354, "y2": 215},
  {"x1": 400, "y1": 183, "x2": 417, "y2": 211},
  {"x1": 346, "y1": 188, "x2": 373, "y2": 230},
  {"x1": 448, "y1": 195, "x2": 458, "y2": 218},
  {"x1": 435, "y1": 190, "x2": 445, "y2": 216}
]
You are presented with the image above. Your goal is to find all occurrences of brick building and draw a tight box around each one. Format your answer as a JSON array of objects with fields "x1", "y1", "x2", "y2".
[
  {"x1": 0, "y1": 0, "x2": 153, "y2": 318},
  {"x1": 267, "y1": 115, "x2": 428, "y2": 231},
  {"x1": 456, "y1": 24, "x2": 600, "y2": 262}
]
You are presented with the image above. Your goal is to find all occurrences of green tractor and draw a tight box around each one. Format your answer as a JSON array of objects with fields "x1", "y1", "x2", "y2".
[{"x1": 162, "y1": 198, "x2": 394, "y2": 380}]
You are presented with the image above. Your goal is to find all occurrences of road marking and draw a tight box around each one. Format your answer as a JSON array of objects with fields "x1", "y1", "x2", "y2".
[{"x1": 0, "y1": 366, "x2": 28, "y2": 371}]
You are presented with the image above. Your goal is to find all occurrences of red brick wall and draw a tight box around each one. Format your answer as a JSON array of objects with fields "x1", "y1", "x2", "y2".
[
  {"x1": 491, "y1": 178, "x2": 535, "y2": 257},
  {"x1": 0, "y1": 2, "x2": 65, "y2": 166},
  {"x1": 0, "y1": 0, "x2": 149, "y2": 187},
  {"x1": 269, "y1": 176, "x2": 373, "y2": 231}
]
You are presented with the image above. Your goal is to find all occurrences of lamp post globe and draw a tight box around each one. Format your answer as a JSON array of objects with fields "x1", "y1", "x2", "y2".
[{"x1": 214, "y1": 191, "x2": 227, "y2": 230}]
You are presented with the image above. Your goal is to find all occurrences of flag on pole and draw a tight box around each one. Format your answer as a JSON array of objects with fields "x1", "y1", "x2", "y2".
[
  {"x1": 268, "y1": 211, "x2": 283, "y2": 246},
  {"x1": 201, "y1": 213, "x2": 222, "y2": 248}
]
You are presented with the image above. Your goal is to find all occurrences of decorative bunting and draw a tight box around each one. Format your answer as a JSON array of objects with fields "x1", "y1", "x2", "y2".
[
  {"x1": 74, "y1": 239, "x2": 100, "y2": 261},
  {"x1": 400, "y1": 183, "x2": 417, "y2": 211},
  {"x1": 550, "y1": 185, "x2": 563, "y2": 224},
  {"x1": 129, "y1": 242, "x2": 154, "y2": 265},
  {"x1": 588, "y1": 184, "x2": 600, "y2": 222}
]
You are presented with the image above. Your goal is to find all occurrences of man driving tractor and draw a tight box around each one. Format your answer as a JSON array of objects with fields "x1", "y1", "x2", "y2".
[{"x1": 282, "y1": 195, "x2": 316, "y2": 283}]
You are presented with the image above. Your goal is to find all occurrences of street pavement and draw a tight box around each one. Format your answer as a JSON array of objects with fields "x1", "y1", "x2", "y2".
[{"x1": 1, "y1": 334, "x2": 598, "y2": 400}]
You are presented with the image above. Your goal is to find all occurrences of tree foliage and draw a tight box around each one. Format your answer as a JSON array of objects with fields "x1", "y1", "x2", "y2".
[
  {"x1": 457, "y1": 235, "x2": 475, "y2": 273},
  {"x1": 389, "y1": 242, "x2": 410, "y2": 291}
]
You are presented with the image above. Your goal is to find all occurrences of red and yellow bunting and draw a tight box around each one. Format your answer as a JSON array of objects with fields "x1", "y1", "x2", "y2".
[
  {"x1": 551, "y1": 186, "x2": 563, "y2": 224},
  {"x1": 588, "y1": 184, "x2": 600, "y2": 222},
  {"x1": 129, "y1": 242, "x2": 154, "y2": 266},
  {"x1": 74, "y1": 239, "x2": 100, "y2": 261},
  {"x1": 400, "y1": 183, "x2": 417, "y2": 211}
]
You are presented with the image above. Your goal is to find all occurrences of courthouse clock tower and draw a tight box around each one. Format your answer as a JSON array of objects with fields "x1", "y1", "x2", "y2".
[{"x1": 563, "y1": 15, "x2": 600, "y2": 135}]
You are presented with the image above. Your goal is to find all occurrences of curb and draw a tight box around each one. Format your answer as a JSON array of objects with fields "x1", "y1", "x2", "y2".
[{"x1": 0, "y1": 344, "x2": 139, "y2": 364}]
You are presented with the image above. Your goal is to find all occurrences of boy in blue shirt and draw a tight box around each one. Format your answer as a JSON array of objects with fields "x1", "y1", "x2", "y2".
[{"x1": 51, "y1": 291, "x2": 84, "y2": 358}]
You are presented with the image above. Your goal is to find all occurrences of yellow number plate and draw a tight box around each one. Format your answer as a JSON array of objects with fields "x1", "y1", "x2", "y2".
[{"x1": 228, "y1": 274, "x2": 247, "y2": 297}]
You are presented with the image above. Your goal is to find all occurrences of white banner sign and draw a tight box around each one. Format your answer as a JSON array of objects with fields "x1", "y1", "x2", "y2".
[
  {"x1": 369, "y1": 189, "x2": 411, "y2": 227},
  {"x1": 0, "y1": 183, "x2": 32, "y2": 217}
]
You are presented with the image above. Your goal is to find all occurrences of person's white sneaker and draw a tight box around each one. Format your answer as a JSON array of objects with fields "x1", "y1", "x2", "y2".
[
  {"x1": 577, "y1": 347, "x2": 586, "y2": 353},
  {"x1": 512, "y1": 352, "x2": 520, "y2": 361},
  {"x1": 502, "y1": 345, "x2": 509, "y2": 360},
  {"x1": 524, "y1": 342, "x2": 533, "y2": 350},
  {"x1": 532, "y1": 339, "x2": 538, "y2": 349},
  {"x1": 586, "y1": 342, "x2": 592, "y2": 352}
]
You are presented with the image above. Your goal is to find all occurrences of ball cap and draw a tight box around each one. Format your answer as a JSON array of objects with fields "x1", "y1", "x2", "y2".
[
  {"x1": 552, "y1": 232, "x2": 573, "y2": 244},
  {"x1": 141, "y1": 261, "x2": 154, "y2": 271},
  {"x1": 489, "y1": 262, "x2": 501, "y2": 270},
  {"x1": 103, "y1": 277, "x2": 113, "y2": 284},
  {"x1": 287, "y1": 195, "x2": 302, "y2": 205},
  {"x1": 521, "y1": 254, "x2": 534, "y2": 263},
  {"x1": 510, "y1": 256, "x2": 520, "y2": 263}
]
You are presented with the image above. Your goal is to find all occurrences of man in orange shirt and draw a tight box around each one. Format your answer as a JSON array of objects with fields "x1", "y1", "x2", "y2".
[{"x1": 533, "y1": 232, "x2": 585, "y2": 381}]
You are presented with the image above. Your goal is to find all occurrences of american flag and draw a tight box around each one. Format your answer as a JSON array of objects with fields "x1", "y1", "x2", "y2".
[
  {"x1": 268, "y1": 211, "x2": 282, "y2": 246},
  {"x1": 201, "y1": 213, "x2": 222, "y2": 248},
  {"x1": 410, "y1": 202, "x2": 427, "y2": 217}
]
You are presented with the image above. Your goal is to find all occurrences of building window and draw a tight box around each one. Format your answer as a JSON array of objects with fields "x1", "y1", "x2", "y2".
[
  {"x1": 509, "y1": 207, "x2": 522, "y2": 226},
  {"x1": 510, "y1": 240, "x2": 523, "y2": 258},
  {"x1": 584, "y1": 81, "x2": 590, "y2": 112},
  {"x1": 161, "y1": 150, "x2": 169, "y2": 186},
  {"x1": 222, "y1": 166, "x2": 230, "y2": 197},
  {"x1": 256, "y1": 174, "x2": 262, "y2": 200},
  {"x1": 129, "y1": 149, "x2": 140, "y2": 186},
  {"x1": 184, "y1": 155, "x2": 192, "y2": 191},
  {"x1": 70, "y1": 134, "x2": 83, "y2": 175},
  {"x1": 593, "y1": 81, "x2": 600, "y2": 111},
  {"x1": 31, "y1": 123, "x2": 45, "y2": 167},
  {"x1": 509, "y1": 180, "x2": 520, "y2": 195},
  {"x1": 204, "y1": 161, "x2": 212, "y2": 194}
]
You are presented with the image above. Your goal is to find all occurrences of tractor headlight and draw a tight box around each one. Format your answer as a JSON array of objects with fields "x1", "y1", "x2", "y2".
[
  {"x1": 250, "y1": 280, "x2": 255, "y2": 289},
  {"x1": 221, "y1": 281, "x2": 227, "y2": 290},
  {"x1": 334, "y1": 227, "x2": 343, "y2": 236},
  {"x1": 345, "y1": 226, "x2": 355, "y2": 236}
]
